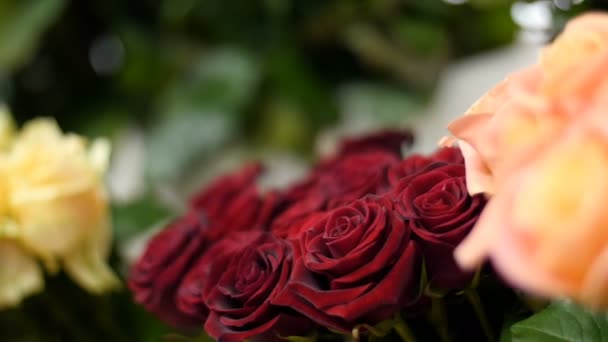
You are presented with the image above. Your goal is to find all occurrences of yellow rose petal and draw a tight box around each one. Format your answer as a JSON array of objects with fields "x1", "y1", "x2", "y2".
[
  {"x1": 63, "y1": 219, "x2": 119, "y2": 293},
  {"x1": 0, "y1": 240, "x2": 43, "y2": 309},
  {"x1": 0, "y1": 105, "x2": 15, "y2": 150}
]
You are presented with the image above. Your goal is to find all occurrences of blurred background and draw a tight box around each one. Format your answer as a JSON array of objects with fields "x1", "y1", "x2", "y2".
[{"x1": 0, "y1": 0, "x2": 603, "y2": 340}]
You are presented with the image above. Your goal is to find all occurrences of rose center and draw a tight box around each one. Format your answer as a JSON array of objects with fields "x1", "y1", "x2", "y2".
[
  {"x1": 235, "y1": 260, "x2": 265, "y2": 293},
  {"x1": 325, "y1": 215, "x2": 361, "y2": 239}
]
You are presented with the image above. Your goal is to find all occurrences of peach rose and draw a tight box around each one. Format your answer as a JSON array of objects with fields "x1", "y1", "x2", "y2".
[
  {"x1": 447, "y1": 12, "x2": 608, "y2": 308},
  {"x1": 444, "y1": 13, "x2": 608, "y2": 196},
  {"x1": 455, "y1": 129, "x2": 608, "y2": 308},
  {"x1": 442, "y1": 66, "x2": 545, "y2": 195},
  {"x1": 541, "y1": 12, "x2": 608, "y2": 95}
]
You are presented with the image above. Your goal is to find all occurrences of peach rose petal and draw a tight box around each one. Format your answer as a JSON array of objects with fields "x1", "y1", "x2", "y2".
[
  {"x1": 460, "y1": 141, "x2": 494, "y2": 196},
  {"x1": 447, "y1": 114, "x2": 494, "y2": 195},
  {"x1": 450, "y1": 13, "x2": 608, "y2": 309},
  {"x1": 453, "y1": 196, "x2": 501, "y2": 269},
  {"x1": 490, "y1": 224, "x2": 577, "y2": 299},
  {"x1": 455, "y1": 176, "x2": 577, "y2": 298},
  {"x1": 581, "y1": 247, "x2": 608, "y2": 309},
  {"x1": 464, "y1": 66, "x2": 542, "y2": 116},
  {"x1": 541, "y1": 13, "x2": 608, "y2": 94},
  {"x1": 488, "y1": 175, "x2": 579, "y2": 297}
]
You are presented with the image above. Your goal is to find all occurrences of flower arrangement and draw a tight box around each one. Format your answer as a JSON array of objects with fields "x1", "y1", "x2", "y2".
[
  {"x1": 7, "y1": 7, "x2": 608, "y2": 342},
  {"x1": 129, "y1": 129, "x2": 496, "y2": 341},
  {"x1": 126, "y1": 11, "x2": 608, "y2": 342}
]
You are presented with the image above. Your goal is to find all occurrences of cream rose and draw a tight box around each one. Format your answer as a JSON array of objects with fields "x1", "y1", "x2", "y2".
[{"x1": 0, "y1": 114, "x2": 118, "y2": 308}]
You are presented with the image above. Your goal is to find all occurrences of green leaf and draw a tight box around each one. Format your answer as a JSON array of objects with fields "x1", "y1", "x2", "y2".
[
  {"x1": 338, "y1": 82, "x2": 421, "y2": 126},
  {"x1": 161, "y1": 333, "x2": 213, "y2": 342},
  {"x1": 112, "y1": 195, "x2": 173, "y2": 242},
  {"x1": 351, "y1": 318, "x2": 396, "y2": 342},
  {"x1": 145, "y1": 112, "x2": 235, "y2": 184},
  {"x1": 0, "y1": 0, "x2": 66, "y2": 71},
  {"x1": 255, "y1": 96, "x2": 313, "y2": 152},
  {"x1": 281, "y1": 333, "x2": 317, "y2": 342},
  {"x1": 161, "y1": 47, "x2": 260, "y2": 116},
  {"x1": 390, "y1": 17, "x2": 448, "y2": 57},
  {"x1": 265, "y1": 45, "x2": 338, "y2": 128},
  {"x1": 508, "y1": 301, "x2": 608, "y2": 342}
]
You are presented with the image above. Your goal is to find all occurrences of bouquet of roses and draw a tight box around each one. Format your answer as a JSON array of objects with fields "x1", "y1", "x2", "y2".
[
  {"x1": 128, "y1": 128, "x2": 502, "y2": 342},
  {"x1": 129, "y1": 11, "x2": 608, "y2": 342}
]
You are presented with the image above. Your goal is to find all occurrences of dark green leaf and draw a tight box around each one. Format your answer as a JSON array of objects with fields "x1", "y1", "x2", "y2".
[
  {"x1": 338, "y1": 83, "x2": 421, "y2": 125},
  {"x1": 509, "y1": 302, "x2": 608, "y2": 342},
  {"x1": 0, "y1": 0, "x2": 65, "y2": 71},
  {"x1": 145, "y1": 113, "x2": 235, "y2": 183},
  {"x1": 281, "y1": 333, "x2": 318, "y2": 342},
  {"x1": 112, "y1": 195, "x2": 173, "y2": 241},
  {"x1": 160, "y1": 47, "x2": 260, "y2": 116}
]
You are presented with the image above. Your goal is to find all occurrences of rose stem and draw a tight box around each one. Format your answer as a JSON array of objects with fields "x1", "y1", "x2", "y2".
[
  {"x1": 518, "y1": 292, "x2": 548, "y2": 313},
  {"x1": 394, "y1": 314, "x2": 418, "y2": 342},
  {"x1": 465, "y1": 289, "x2": 496, "y2": 342},
  {"x1": 431, "y1": 298, "x2": 452, "y2": 342}
]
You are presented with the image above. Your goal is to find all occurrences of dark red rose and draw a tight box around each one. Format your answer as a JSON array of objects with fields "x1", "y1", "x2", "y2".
[
  {"x1": 189, "y1": 162, "x2": 261, "y2": 213},
  {"x1": 387, "y1": 147, "x2": 464, "y2": 187},
  {"x1": 391, "y1": 161, "x2": 485, "y2": 289},
  {"x1": 318, "y1": 151, "x2": 399, "y2": 208},
  {"x1": 337, "y1": 129, "x2": 414, "y2": 157},
  {"x1": 272, "y1": 197, "x2": 421, "y2": 332},
  {"x1": 175, "y1": 232, "x2": 259, "y2": 323},
  {"x1": 387, "y1": 155, "x2": 434, "y2": 187},
  {"x1": 431, "y1": 146, "x2": 464, "y2": 164},
  {"x1": 270, "y1": 166, "x2": 327, "y2": 239},
  {"x1": 271, "y1": 151, "x2": 398, "y2": 237},
  {"x1": 204, "y1": 232, "x2": 312, "y2": 342},
  {"x1": 189, "y1": 162, "x2": 282, "y2": 240},
  {"x1": 270, "y1": 194, "x2": 325, "y2": 239},
  {"x1": 128, "y1": 211, "x2": 206, "y2": 328}
]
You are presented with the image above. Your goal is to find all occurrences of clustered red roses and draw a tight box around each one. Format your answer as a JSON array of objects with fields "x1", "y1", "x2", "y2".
[{"x1": 128, "y1": 130, "x2": 485, "y2": 341}]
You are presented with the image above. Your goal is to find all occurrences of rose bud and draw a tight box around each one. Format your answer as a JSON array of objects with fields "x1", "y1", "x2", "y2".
[
  {"x1": 128, "y1": 211, "x2": 206, "y2": 327},
  {"x1": 270, "y1": 178, "x2": 326, "y2": 239},
  {"x1": 273, "y1": 197, "x2": 421, "y2": 332},
  {"x1": 270, "y1": 170, "x2": 327, "y2": 239},
  {"x1": 271, "y1": 151, "x2": 398, "y2": 237},
  {"x1": 387, "y1": 154, "x2": 435, "y2": 187},
  {"x1": 189, "y1": 162, "x2": 283, "y2": 239},
  {"x1": 203, "y1": 232, "x2": 312, "y2": 342},
  {"x1": 189, "y1": 162, "x2": 262, "y2": 212},
  {"x1": 391, "y1": 156, "x2": 485, "y2": 290},
  {"x1": 318, "y1": 151, "x2": 399, "y2": 209},
  {"x1": 337, "y1": 129, "x2": 414, "y2": 157},
  {"x1": 431, "y1": 146, "x2": 465, "y2": 164},
  {"x1": 387, "y1": 147, "x2": 462, "y2": 187}
]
